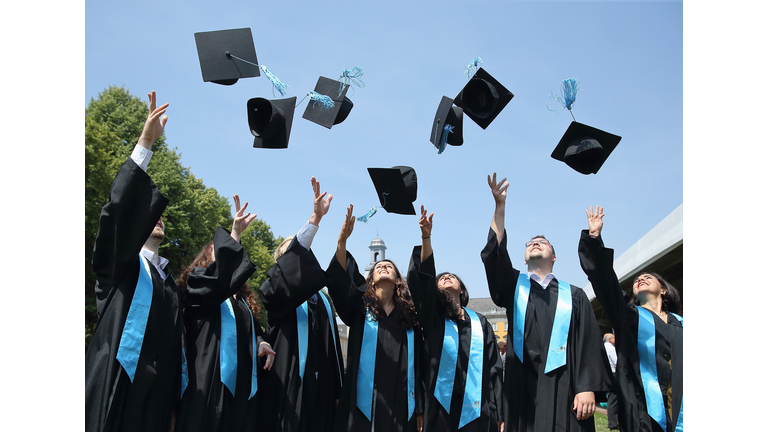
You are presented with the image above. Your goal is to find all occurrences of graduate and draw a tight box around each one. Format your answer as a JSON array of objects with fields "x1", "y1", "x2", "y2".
[
  {"x1": 258, "y1": 177, "x2": 345, "y2": 432},
  {"x1": 578, "y1": 206, "x2": 683, "y2": 432},
  {"x1": 85, "y1": 91, "x2": 188, "y2": 432},
  {"x1": 174, "y1": 194, "x2": 276, "y2": 432},
  {"x1": 327, "y1": 204, "x2": 425, "y2": 432},
  {"x1": 481, "y1": 173, "x2": 610, "y2": 432},
  {"x1": 407, "y1": 205, "x2": 504, "y2": 432}
]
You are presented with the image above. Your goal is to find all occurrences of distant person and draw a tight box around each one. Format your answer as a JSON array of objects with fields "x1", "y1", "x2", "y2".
[
  {"x1": 481, "y1": 173, "x2": 611, "y2": 432},
  {"x1": 579, "y1": 206, "x2": 682, "y2": 432},
  {"x1": 498, "y1": 341, "x2": 507, "y2": 378},
  {"x1": 603, "y1": 333, "x2": 619, "y2": 431},
  {"x1": 327, "y1": 204, "x2": 424, "y2": 432},
  {"x1": 85, "y1": 91, "x2": 188, "y2": 432},
  {"x1": 175, "y1": 194, "x2": 276, "y2": 432},
  {"x1": 408, "y1": 205, "x2": 504, "y2": 432},
  {"x1": 258, "y1": 177, "x2": 345, "y2": 432}
]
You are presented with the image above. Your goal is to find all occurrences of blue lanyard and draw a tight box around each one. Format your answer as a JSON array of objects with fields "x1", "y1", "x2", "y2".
[{"x1": 513, "y1": 275, "x2": 572, "y2": 373}]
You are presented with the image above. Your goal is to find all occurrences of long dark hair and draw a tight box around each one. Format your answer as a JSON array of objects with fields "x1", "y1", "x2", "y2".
[
  {"x1": 364, "y1": 259, "x2": 419, "y2": 330},
  {"x1": 435, "y1": 272, "x2": 469, "y2": 320},
  {"x1": 628, "y1": 271, "x2": 681, "y2": 315},
  {"x1": 176, "y1": 241, "x2": 261, "y2": 317}
]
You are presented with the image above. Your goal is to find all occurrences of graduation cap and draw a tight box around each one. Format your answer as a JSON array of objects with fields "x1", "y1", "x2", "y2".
[
  {"x1": 430, "y1": 96, "x2": 464, "y2": 154},
  {"x1": 247, "y1": 97, "x2": 297, "y2": 149},
  {"x1": 454, "y1": 67, "x2": 514, "y2": 130},
  {"x1": 302, "y1": 76, "x2": 354, "y2": 129},
  {"x1": 194, "y1": 28, "x2": 260, "y2": 86},
  {"x1": 551, "y1": 121, "x2": 622, "y2": 174},
  {"x1": 367, "y1": 166, "x2": 418, "y2": 215}
]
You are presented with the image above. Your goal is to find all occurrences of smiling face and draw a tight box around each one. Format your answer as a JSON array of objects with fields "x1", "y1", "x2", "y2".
[
  {"x1": 632, "y1": 273, "x2": 665, "y2": 299},
  {"x1": 524, "y1": 236, "x2": 556, "y2": 266},
  {"x1": 370, "y1": 260, "x2": 402, "y2": 288},
  {"x1": 437, "y1": 273, "x2": 461, "y2": 298}
]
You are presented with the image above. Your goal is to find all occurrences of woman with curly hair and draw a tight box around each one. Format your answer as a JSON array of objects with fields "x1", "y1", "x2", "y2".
[
  {"x1": 407, "y1": 205, "x2": 504, "y2": 432},
  {"x1": 578, "y1": 206, "x2": 682, "y2": 432},
  {"x1": 175, "y1": 194, "x2": 276, "y2": 432},
  {"x1": 327, "y1": 204, "x2": 424, "y2": 432}
]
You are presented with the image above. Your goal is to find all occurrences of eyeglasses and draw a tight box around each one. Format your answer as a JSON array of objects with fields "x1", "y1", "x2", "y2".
[
  {"x1": 438, "y1": 274, "x2": 457, "y2": 283},
  {"x1": 525, "y1": 239, "x2": 550, "y2": 248}
]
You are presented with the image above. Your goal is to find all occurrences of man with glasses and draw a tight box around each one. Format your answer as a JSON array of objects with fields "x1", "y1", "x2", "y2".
[{"x1": 480, "y1": 173, "x2": 610, "y2": 432}]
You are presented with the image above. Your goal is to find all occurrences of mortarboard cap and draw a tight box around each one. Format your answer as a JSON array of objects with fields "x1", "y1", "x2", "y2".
[
  {"x1": 430, "y1": 96, "x2": 464, "y2": 152},
  {"x1": 247, "y1": 97, "x2": 297, "y2": 149},
  {"x1": 454, "y1": 68, "x2": 514, "y2": 130},
  {"x1": 551, "y1": 121, "x2": 622, "y2": 174},
  {"x1": 302, "y1": 77, "x2": 354, "y2": 129},
  {"x1": 194, "y1": 28, "x2": 260, "y2": 85},
  {"x1": 367, "y1": 166, "x2": 418, "y2": 215}
]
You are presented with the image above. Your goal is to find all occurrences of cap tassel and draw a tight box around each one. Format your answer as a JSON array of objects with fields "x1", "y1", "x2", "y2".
[
  {"x1": 436, "y1": 124, "x2": 454, "y2": 155},
  {"x1": 307, "y1": 91, "x2": 335, "y2": 110},
  {"x1": 464, "y1": 57, "x2": 483, "y2": 78},
  {"x1": 339, "y1": 67, "x2": 365, "y2": 97},
  {"x1": 356, "y1": 206, "x2": 379, "y2": 223},
  {"x1": 259, "y1": 65, "x2": 289, "y2": 97},
  {"x1": 547, "y1": 78, "x2": 580, "y2": 120}
]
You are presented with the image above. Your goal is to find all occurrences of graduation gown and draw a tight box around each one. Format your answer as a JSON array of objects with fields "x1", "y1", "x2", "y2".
[
  {"x1": 408, "y1": 246, "x2": 504, "y2": 432},
  {"x1": 85, "y1": 158, "x2": 185, "y2": 432},
  {"x1": 481, "y1": 228, "x2": 610, "y2": 432},
  {"x1": 578, "y1": 231, "x2": 683, "y2": 432},
  {"x1": 326, "y1": 251, "x2": 425, "y2": 432},
  {"x1": 258, "y1": 237, "x2": 344, "y2": 432},
  {"x1": 175, "y1": 227, "x2": 263, "y2": 432}
]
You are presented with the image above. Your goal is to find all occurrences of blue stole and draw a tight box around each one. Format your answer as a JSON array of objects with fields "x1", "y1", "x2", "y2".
[
  {"x1": 220, "y1": 298, "x2": 260, "y2": 398},
  {"x1": 513, "y1": 274, "x2": 572, "y2": 373},
  {"x1": 296, "y1": 292, "x2": 343, "y2": 386},
  {"x1": 435, "y1": 309, "x2": 484, "y2": 428},
  {"x1": 357, "y1": 309, "x2": 415, "y2": 421},
  {"x1": 317, "y1": 291, "x2": 344, "y2": 387},
  {"x1": 117, "y1": 254, "x2": 189, "y2": 395},
  {"x1": 637, "y1": 307, "x2": 683, "y2": 432}
]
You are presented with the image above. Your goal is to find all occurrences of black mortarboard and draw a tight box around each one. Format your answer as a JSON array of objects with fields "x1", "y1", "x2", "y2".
[
  {"x1": 247, "y1": 97, "x2": 297, "y2": 149},
  {"x1": 194, "y1": 28, "x2": 260, "y2": 85},
  {"x1": 430, "y1": 96, "x2": 464, "y2": 153},
  {"x1": 551, "y1": 121, "x2": 622, "y2": 174},
  {"x1": 367, "y1": 166, "x2": 418, "y2": 215},
  {"x1": 302, "y1": 77, "x2": 354, "y2": 129},
  {"x1": 454, "y1": 68, "x2": 514, "y2": 130}
]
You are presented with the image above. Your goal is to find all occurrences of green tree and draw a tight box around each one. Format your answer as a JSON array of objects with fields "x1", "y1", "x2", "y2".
[{"x1": 85, "y1": 86, "x2": 279, "y2": 348}]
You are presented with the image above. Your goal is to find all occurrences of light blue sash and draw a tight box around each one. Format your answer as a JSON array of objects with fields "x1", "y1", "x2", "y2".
[
  {"x1": 357, "y1": 309, "x2": 415, "y2": 421},
  {"x1": 220, "y1": 298, "x2": 238, "y2": 395},
  {"x1": 637, "y1": 307, "x2": 683, "y2": 432},
  {"x1": 317, "y1": 291, "x2": 344, "y2": 387},
  {"x1": 513, "y1": 275, "x2": 572, "y2": 373},
  {"x1": 242, "y1": 298, "x2": 259, "y2": 399},
  {"x1": 180, "y1": 345, "x2": 188, "y2": 397},
  {"x1": 116, "y1": 256, "x2": 154, "y2": 382},
  {"x1": 296, "y1": 301, "x2": 309, "y2": 380}
]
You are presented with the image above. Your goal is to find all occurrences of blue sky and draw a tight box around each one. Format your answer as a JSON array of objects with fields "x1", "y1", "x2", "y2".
[{"x1": 86, "y1": 0, "x2": 682, "y2": 302}]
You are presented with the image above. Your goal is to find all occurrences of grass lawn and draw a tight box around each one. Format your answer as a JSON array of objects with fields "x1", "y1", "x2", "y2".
[{"x1": 594, "y1": 412, "x2": 614, "y2": 432}]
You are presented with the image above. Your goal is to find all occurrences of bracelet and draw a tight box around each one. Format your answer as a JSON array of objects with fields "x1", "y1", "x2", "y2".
[{"x1": 422, "y1": 235, "x2": 430, "y2": 239}]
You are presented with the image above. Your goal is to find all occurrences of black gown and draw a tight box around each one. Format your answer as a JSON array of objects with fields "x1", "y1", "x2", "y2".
[
  {"x1": 578, "y1": 231, "x2": 683, "y2": 432},
  {"x1": 258, "y1": 237, "x2": 344, "y2": 432},
  {"x1": 85, "y1": 158, "x2": 185, "y2": 432},
  {"x1": 481, "y1": 228, "x2": 611, "y2": 432},
  {"x1": 326, "y1": 251, "x2": 425, "y2": 432},
  {"x1": 176, "y1": 226, "x2": 265, "y2": 432},
  {"x1": 407, "y1": 246, "x2": 504, "y2": 432}
]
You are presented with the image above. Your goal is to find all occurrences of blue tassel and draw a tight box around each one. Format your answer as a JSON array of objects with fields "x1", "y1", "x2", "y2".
[
  {"x1": 259, "y1": 65, "x2": 289, "y2": 97},
  {"x1": 339, "y1": 67, "x2": 365, "y2": 97},
  {"x1": 464, "y1": 57, "x2": 483, "y2": 78},
  {"x1": 547, "y1": 78, "x2": 580, "y2": 113},
  {"x1": 308, "y1": 91, "x2": 335, "y2": 110},
  {"x1": 357, "y1": 206, "x2": 379, "y2": 223},
  {"x1": 436, "y1": 124, "x2": 454, "y2": 155}
]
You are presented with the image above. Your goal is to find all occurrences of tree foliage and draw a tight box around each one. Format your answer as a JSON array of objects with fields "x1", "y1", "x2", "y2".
[{"x1": 85, "y1": 86, "x2": 279, "y2": 348}]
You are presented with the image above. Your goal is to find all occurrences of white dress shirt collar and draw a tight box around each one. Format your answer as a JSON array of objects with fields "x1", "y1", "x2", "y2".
[
  {"x1": 140, "y1": 247, "x2": 169, "y2": 280},
  {"x1": 528, "y1": 272, "x2": 556, "y2": 290}
]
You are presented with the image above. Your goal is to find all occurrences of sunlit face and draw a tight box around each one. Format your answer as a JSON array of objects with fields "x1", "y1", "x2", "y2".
[
  {"x1": 150, "y1": 216, "x2": 165, "y2": 241},
  {"x1": 372, "y1": 261, "x2": 401, "y2": 286},
  {"x1": 524, "y1": 237, "x2": 555, "y2": 265},
  {"x1": 437, "y1": 273, "x2": 461, "y2": 297},
  {"x1": 632, "y1": 273, "x2": 665, "y2": 298}
]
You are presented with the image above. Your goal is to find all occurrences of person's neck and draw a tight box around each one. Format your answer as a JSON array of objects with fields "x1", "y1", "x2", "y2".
[
  {"x1": 639, "y1": 295, "x2": 664, "y2": 316},
  {"x1": 376, "y1": 283, "x2": 396, "y2": 315},
  {"x1": 527, "y1": 260, "x2": 553, "y2": 281},
  {"x1": 142, "y1": 240, "x2": 161, "y2": 256},
  {"x1": 450, "y1": 291, "x2": 466, "y2": 319}
]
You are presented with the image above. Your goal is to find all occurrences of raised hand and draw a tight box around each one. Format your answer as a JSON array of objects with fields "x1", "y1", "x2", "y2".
[
  {"x1": 335, "y1": 204, "x2": 355, "y2": 271},
  {"x1": 419, "y1": 205, "x2": 434, "y2": 239},
  {"x1": 309, "y1": 176, "x2": 333, "y2": 226},
  {"x1": 487, "y1": 172, "x2": 509, "y2": 206},
  {"x1": 137, "y1": 90, "x2": 169, "y2": 149},
  {"x1": 585, "y1": 205, "x2": 604, "y2": 237},
  {"x1": 231, "y1": 194, "x2": 258, "y2": 242}
]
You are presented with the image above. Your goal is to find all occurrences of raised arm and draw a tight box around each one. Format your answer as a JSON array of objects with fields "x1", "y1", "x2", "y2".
[
  {"x1": 488, "y1": 173, "x2": 508, "y2": 244},
  {"x1": 136, "y1": 90, "x2": 169, "y2": 151},
  {"x1": 230, "y1": 194, "x2": 258, "y2": 243},
  {"x1": 480, "y1": 173, "x2": 518, "y2": 308},
  {"x1": 408, "y1": 206, "x2": 439, "y2": 331},
  {"x1": 419, "y1": 205, "x2": 434, "y2": 263},
  {"x1": 327, "y1": 205, "x2": 367, "y2": 325},
  {"x1": 335, "y1": 204, "x2": 355, "y2": 271}
]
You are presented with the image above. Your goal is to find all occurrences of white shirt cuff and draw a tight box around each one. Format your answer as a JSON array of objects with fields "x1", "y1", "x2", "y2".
[
  {"x1": 296, "y1": 221, "x2": 319, "y2": 251},
  {"x1": 130, "y1": 145, "x2": 153, "y2": 172}
]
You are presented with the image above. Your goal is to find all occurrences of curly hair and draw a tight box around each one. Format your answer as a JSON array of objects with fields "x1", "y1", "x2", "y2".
[
  {"x1": 435, "y1": 272, "x2": 470, "y2": 320},
  {"x1": 628, "y1": 271, "x2": 681, "y2": 315},
  {"x1": 176, "y1": 241, "x2": 261, "y2": 317},
  {"x1": 364, "y1": 260, "x2": 419, "y2": 330}
]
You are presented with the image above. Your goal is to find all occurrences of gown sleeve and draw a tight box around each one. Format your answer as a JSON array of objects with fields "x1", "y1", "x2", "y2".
[
  {"x1": 407, "y1": 246, "x2": 441, "y2": 333},
  {"x1": 577, "y1": 230, "x2": 626, "y2": 331},
  {"x1": 480, "y1": 228, "x2": 520, "y2": 309},
  {"x1": 325, "y1": 250, "x2": 367, "y2": 327},
  {"x1": 484, "y1": 318, "x2": 504, "y2": 424},
  {"x1": 185, "y1": 227, "x2": 257, "y2": 308},
  {"x1": 568, "y1": 287, "x2": 612, "y2": 395}
]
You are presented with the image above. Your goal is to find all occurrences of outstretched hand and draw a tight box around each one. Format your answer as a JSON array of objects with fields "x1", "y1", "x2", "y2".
[
  {"x1": 338, "y1": 204, "x2": 355, "y2": 244},
  {"x1": 585, "y1": 205, "x2": 604, "y2": 237},
  {"x1": 231, "y1": 194, "x2": 258, "y2": 242},
  {"x1": 138, "y1": 90, "x2": 169, "y2": 150},
  {"x1": 487, "y1": 172, "x2": 509, "y2": 206},
  {"x1": 310, "y1": 176, "x2": 333, "y2": 226},
  {"x1": 419, "y1": 205, "x2": 434, "y2": 239}
]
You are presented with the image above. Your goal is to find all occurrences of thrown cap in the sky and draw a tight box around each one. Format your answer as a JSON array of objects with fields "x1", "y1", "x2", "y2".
[
  {"x1": 195, "y1": 28, "x2": 260, "y2": 85},
  {"x1": 430, "y1": 96, "x2": 464, "y2": 153},
  {"x1": 551, "y1": 121, "x2": 622, "y2": 174},
  {"x1": 367, "y1": 166, "x2": 418, "y2": 215},
  {"x1": 453, "y1": 67, "x2": 513, "y2": 130},
  {"x1": 302, "y1": 76, "x2": 354, "y2": 129},
  {"x1": 248, "y1": 97, "x2": 297, "y2": 149}
]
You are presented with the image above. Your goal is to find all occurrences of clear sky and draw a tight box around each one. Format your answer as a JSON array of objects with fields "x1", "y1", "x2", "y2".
[{"x1": 85, "y1": 0, "x2": 682, "y2": 302}]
